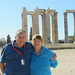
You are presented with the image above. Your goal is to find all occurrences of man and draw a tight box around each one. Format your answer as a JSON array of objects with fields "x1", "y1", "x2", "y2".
[{"x1": 0, "y1": 29, "x2": 57, "y2": 75}]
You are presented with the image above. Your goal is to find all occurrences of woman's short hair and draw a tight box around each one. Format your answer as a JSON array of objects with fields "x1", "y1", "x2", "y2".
[
  {"x1": 32, "y1": 34, "x2": 43, "y2": 42},
  {"x1": 16, "y1": 29, "x2": 26, "y2": 37}
]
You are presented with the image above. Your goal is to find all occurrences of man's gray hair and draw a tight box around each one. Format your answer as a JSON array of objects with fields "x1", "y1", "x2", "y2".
[{"x1": 16, "y1": 29, "x2": 26, "y2": 36}]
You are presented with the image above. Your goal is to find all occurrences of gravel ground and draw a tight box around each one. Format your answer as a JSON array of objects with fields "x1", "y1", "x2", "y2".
[{"x1": 51, "y1": 49, "x2": 75, "y2": 75}]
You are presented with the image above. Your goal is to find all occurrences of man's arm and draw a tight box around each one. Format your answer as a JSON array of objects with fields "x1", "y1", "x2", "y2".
[{"x1": 0, "y1": 63, "x2": 5, "y2": 75}]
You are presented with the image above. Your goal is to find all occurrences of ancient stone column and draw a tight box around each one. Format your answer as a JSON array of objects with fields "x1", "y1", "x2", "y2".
[
  {"x1": 41, "y1": 12, "x2": 47, "y2": 43},
  {"x1": 64, "y1": 12, "x2": 68, "y2": 43},
  {"x1": 51, "y1": 13, "x2": 55, "y2": 43},
  {"x1": 41, "y1": 9, "x2": 51, "y2": 44},
  {"x1": 32, "y1": 7, "x2": 39, "y2": 36},
  {"x1": 32, "y1": 15, "x2": 34, "y2": 37},
  {"x1": 54, "y1": 12, "x2": 59, "y2": 43},
  {"x1": 21, "y1": 7, "x2": 28, "y2": 40},
  {"x1": 73, "y1": 12, "x2": 75, "y2": 42},
  {"x1": 46, "y1": 8, "x2": 51, "y2": 43}
]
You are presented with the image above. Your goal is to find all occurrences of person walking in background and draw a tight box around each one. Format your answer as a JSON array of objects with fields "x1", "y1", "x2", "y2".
[{"x1": 30, "y1": 34, "x2": 58, "y2": 75}]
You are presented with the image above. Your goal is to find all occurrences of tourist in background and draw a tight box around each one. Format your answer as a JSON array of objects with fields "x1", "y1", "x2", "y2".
[{"x1": 30, "y1": 34, "x2": 58, "y2": 75}]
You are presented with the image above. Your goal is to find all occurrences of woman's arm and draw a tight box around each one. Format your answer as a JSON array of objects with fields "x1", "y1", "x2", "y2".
[
  {"x1": 49, "y1": 51, "x2": 58, "y2": 68},
  {"x1": 50, "y1": 59, "x2": 58, "y2": 68}
]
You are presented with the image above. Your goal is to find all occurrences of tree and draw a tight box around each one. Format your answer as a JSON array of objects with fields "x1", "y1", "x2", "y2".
[
  {"x1": 0, "y1": 40, "x2": 6, "y2": 48},
  {"x1": 7, "y1": 34, "x2": 11, "y2": 44},
  {"x1": 29, "y1": 27, "x2": 32, "y2": 40},
  {"x1": 59, "y1": 40, "x2": 64, "y2": 43}
]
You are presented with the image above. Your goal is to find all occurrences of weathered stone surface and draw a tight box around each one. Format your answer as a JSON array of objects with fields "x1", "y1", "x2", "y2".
[
  {"x1": 21, "y1": 7, "x2": 58, "y2": 43},
  {"x1": 64, "y1": 10, "x2": 75, "y2": 13}
]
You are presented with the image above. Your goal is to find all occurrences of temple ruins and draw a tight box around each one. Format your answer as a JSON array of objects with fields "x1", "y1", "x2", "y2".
[
  {"x1": 63, "y1": 10, "x2": 75, "y2": 43},
  {"x1": 21, "y1": 7, "x2": 58, "y2": 44},
  {"x1": 21, "y1": 7, "x2": 75, "y2": 44}
]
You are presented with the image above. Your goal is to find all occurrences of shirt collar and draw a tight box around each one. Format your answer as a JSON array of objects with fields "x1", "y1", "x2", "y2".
[{"x1": 31, "y1": 46, "x2": 45, "y2": 55}]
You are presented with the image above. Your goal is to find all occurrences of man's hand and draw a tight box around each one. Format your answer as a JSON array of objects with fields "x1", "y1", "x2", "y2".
[
  {"x1": 0, "y1": 63, "x2": 5, "y2": 75},
  {"x1": 52, "y1": 52, "x2": 57, "y2": 60}
]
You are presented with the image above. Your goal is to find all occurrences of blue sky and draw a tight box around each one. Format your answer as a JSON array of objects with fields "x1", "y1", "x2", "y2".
[{"x1": 0, "y1": 0, "x2": 75, "y2": 41}]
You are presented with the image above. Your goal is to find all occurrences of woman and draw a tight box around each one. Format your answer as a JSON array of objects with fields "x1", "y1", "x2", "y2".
[{"x1": 30, "y1": 34, "x2": 58, "y2": 75}]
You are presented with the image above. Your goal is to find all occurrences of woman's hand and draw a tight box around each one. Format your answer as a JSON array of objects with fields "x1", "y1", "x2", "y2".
[{"x1": 52, "y1": 52, "x2": 57, "y2": 60}]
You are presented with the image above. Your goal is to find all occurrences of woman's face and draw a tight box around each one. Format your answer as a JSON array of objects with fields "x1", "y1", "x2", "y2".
[{"x1": 32, "y1": 39, "x2": 42, "y2": 49}]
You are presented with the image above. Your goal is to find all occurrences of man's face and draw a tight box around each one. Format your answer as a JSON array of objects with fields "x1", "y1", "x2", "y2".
[{"x1": 15, "y1": 32, "x2": 26, "y2": 47}]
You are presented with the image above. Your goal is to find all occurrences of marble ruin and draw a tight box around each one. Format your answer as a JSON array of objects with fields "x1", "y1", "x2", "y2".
[
  {"x1": 63, "y1": 10, "x2": 75, "y2": 43},
  {"x1": 21, "y1": 7, "x2": 75, "y2": 44},
  {"x1": 21, "y1": 7, "x2": 58, "y2": 44}
]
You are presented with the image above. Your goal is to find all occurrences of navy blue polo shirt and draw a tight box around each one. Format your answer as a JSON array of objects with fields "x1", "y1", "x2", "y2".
[{"x1": 0, "y1": 41, "x2": 34, "y2": 75}]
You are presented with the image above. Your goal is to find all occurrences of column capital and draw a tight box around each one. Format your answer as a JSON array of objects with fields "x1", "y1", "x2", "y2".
[
  {"x1": 54, "y1": 12, "x2": 58, "y2": 15},
  {"x1": 46, "y1": 7, "x2": 50, "y2": 10},
  {"x1": 50, "y1": 13, "x2": 54, "y2": 17},
  {"x1": 36, "y1": 7, "x2": 38, "y2": 10},
  {"x1": 34, "y1": 7, "x2": 39, "y2": 13},
  {"x1": 63, "y1": 12, "x2": 67, "y2": 15},
  {"x1": 21, "y1": 7, "x2": 27, "y2": 16},
  {"x1": 46, "y1": 7, "x2": 50, "y2": 13}
]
